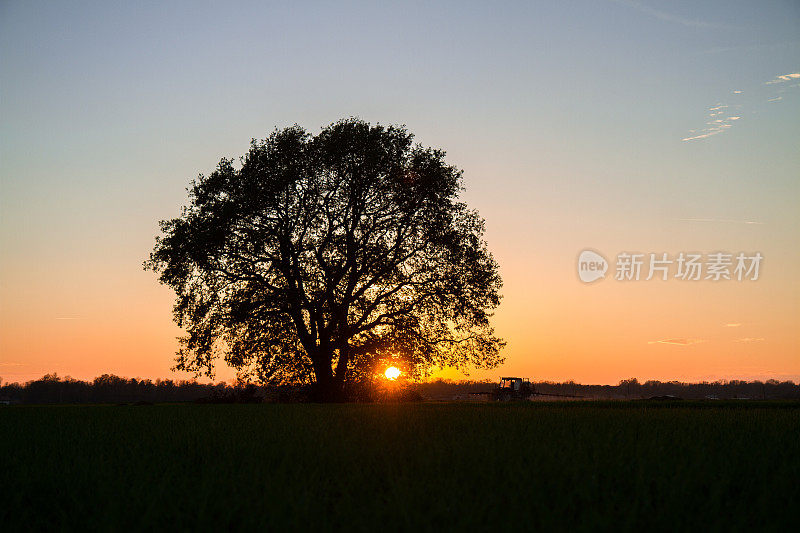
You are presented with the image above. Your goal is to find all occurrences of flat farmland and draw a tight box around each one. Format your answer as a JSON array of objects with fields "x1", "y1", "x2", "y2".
[{"x1": 1, "y1": 402, "x2": 798, "y2": 531}]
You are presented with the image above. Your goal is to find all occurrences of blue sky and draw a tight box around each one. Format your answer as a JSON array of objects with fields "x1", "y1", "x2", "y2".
[{"x1": 1, "y1": 1, "x2": 798, "y2": 383}]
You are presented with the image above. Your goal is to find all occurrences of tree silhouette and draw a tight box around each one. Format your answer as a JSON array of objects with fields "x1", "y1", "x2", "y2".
[{"x1": 146, "y1": 118, "x2": 504, "y2": 401}]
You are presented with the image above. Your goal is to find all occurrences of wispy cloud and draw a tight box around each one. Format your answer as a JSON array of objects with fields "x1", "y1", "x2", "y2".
[
  {"x1": 765, "y1": 72, "x2": 800, "y2": 85},
  {"x1": 55, "y1": 317, "x2": 81, "y2": 320},
  {"x1": 681, "y1": 131, "x2": 723, "y2": 141},
  {"x1": 681, "y1": 100, "x2": 743, "y2": 142},
  {"x1": 648, "y1": 338, "x2": 706, "y2": 346},
  {"x1": 682, "y1": 72, "x2": 798, "y2": 142},
  {"x1": 674, "y1": 218, "x2": 763, "y2": 225},
  {"x1": 735, "y1": 337, "x2": 765, "y2": 343},
  {"x1": 610, "y1": 0, "x2": 738, "y2": 29},
  {"x1": 698, "y1": 41, "x2": 800, "y2": 55},
  {"x1": 724, "y1": 323, "x2": 742, "y2": 327}
]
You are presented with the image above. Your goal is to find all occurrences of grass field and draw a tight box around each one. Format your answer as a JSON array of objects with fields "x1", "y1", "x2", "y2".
[{"x1": 2, "y1": 401, "x2": 798, "y2": 531}]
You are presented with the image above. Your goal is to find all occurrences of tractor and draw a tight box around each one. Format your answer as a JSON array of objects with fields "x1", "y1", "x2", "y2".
[
  {"x1": 493, "y1": 377, "x2": 534, "y2": 401},
  {"x1": 467, "y1": 376, "x2": 581, "y2": 401}
]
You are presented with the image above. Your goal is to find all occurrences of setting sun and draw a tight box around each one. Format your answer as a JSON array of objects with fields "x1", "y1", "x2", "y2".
[{"x1": 384, "y1": 366, "x2": 401, "y2": 380}]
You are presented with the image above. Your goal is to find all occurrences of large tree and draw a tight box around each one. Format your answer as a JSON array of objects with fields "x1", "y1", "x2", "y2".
[{"x1": 146, "y1": 118, "x2": 504, "y2": 400}]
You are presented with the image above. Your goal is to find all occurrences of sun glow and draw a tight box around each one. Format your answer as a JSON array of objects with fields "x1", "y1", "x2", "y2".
[{"x1": 384, "y1": 366, "x2": 401, "y2": 380}]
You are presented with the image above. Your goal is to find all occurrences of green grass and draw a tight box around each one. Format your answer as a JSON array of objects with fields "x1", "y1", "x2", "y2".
[{"x1": 1, "y1": 401, "x2": 798, "y2": 531}]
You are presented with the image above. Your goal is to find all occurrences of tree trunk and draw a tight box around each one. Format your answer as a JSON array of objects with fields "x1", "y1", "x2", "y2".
[
  {"x1": 311, "y1": 349, "x2": 345, "y2": 402},
  {"x1": 312, "y1": 375, "x2": 346, "y2": 402}
]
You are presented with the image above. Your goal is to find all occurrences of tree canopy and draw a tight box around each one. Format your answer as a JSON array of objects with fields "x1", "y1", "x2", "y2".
[{"x1": 146, "y1": 118, "x2": 504, "y2": 400}]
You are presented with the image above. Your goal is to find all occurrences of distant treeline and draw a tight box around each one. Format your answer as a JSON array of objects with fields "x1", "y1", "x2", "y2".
[
  {"x1": 1, "y1": 374, "x2": 798, "y2": 404},
  {"x1": 0, "y1": 374, "x2": 230, "y2": 405},
  {"x1": 419, "y1": 378, "x2": 800, "y2": 401}
]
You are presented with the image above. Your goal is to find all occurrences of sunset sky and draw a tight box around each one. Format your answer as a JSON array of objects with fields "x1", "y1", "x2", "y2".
[{"x1": 1, "y1": 1, "x2": 798, "y2": 384}]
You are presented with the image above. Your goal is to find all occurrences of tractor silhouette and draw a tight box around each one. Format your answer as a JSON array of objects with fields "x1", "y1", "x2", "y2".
[
  {"x1": 468, "y1": 377, "x2": 581, "y2": 401},
  {"x1": 493, "y1": 377, "x2": 534, "y2": 401}
]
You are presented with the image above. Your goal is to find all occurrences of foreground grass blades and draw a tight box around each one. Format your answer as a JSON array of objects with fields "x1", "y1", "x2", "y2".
[{"x1": 1, "y1": 402, "x2": 798, "y2": 531}]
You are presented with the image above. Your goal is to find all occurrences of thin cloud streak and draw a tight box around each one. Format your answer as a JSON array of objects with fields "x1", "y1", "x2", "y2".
[
  {"x1": 674, "y1": 218, "x2": 764, "y2": 225},
  {"x1": 697, "y1": 41, "x2": 800, "y2": 55},
  {"x1": 610, "y1": 0, "x2": 739, "y2": 29},
  {"x1": 648, "y1": 338, "x2": 706, "y2": 346},
  {"x1": 681, "y1": 131, "x2": 723, "y2": 141}
]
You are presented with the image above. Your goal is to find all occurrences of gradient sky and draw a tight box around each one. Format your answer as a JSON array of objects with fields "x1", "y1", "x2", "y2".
[{"x1": 1, "y1": 0, "x2": 798, "y2": 385}]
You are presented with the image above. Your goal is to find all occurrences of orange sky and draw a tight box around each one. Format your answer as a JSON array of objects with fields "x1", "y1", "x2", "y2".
[{"x1": 2, "y1": 207, "x2": 797, "y2": 385}]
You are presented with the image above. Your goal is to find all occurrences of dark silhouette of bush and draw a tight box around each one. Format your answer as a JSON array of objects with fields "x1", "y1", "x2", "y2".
[{"x1": 194, "y1": 384, "x2": 263, "y2": 404}]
